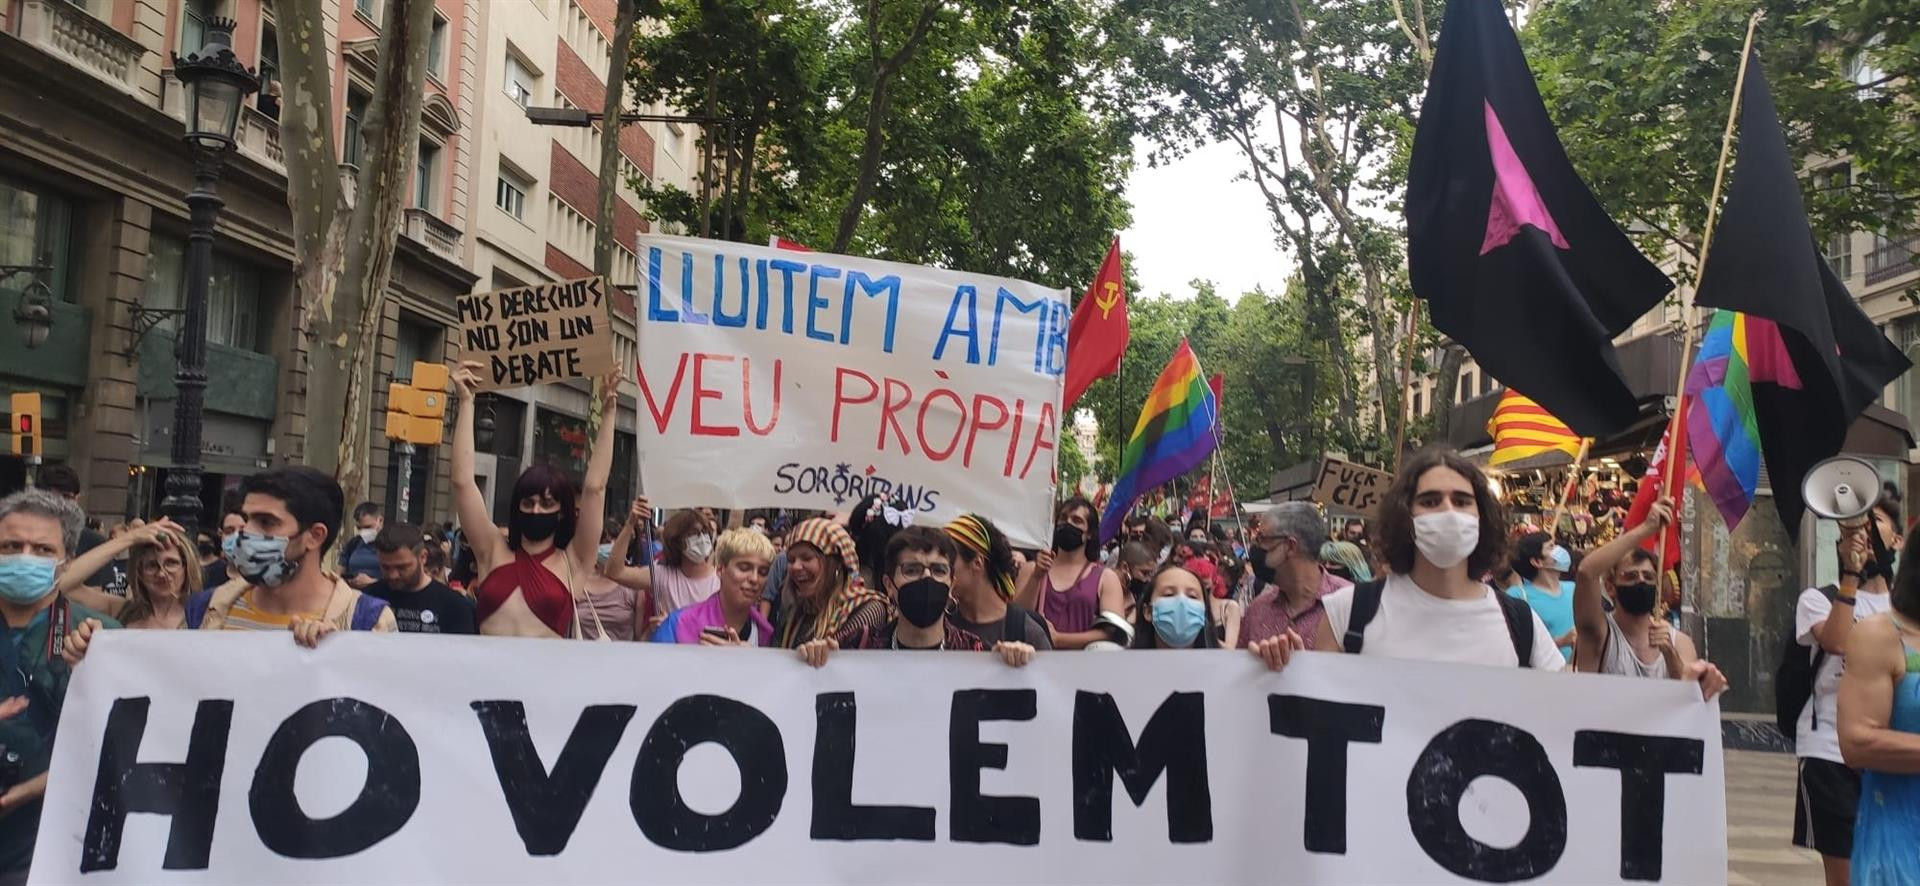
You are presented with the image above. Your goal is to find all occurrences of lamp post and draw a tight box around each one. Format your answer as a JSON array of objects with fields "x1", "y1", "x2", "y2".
[{"x1": 165, "y1": 18, "x2": 258, "y2": 536}]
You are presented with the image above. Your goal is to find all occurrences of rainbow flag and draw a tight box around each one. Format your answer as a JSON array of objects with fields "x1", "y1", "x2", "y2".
[
  {"x1": 1098, "y1": 339, "x2": 1218, "y2": 543},
  {"x1": 1684, "y1": 309, "x2": 1803, "y2": 529},
  {"x1": 1487, "y1": 390, "x2": 1585, "y2": 467}
]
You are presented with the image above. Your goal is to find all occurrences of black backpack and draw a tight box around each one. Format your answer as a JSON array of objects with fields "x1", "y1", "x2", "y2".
[
  {"x1": 1774, "y1": 585, "x2": 1839, "y2": 740},
  {"x1": 1342, "y1": 579, "x2": 1536, "y2": 667}
]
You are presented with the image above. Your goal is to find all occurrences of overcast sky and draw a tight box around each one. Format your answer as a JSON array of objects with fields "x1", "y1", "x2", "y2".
[{"x1": 1119, "y1": 138, "x2": 1297, "y2": 301}]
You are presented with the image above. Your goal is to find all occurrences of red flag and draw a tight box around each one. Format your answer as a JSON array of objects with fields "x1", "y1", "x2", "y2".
[
  {"x1": 1207, "y1": 374, "x2": 1224, "y2": 413},
  {"x1": 768, "y1": 236, "x2": 812, "y2": 252},
  {"x1": 1063, "y1": 238, "x2": 1129, "y2": 412},
  {"x1": 1626, "y1": 395, "x2": 1691, "y2": 567}
]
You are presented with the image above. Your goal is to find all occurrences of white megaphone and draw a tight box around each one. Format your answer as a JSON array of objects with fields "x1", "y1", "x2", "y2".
[{"x1": 1802, "y1": 456, "x2": 1883, "y2": 524}]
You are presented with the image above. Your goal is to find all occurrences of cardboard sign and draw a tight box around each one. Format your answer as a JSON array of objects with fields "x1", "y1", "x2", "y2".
[
  {"x1": 630, "y1": 234, "x2": 1067, "y2": 548},
  {"x1": 455, "y1": 276, "x2": 616, "y2": 391},
  {"x1": 1310, "y1": 456, "x2": 1393, "y2": 515},
  {"x1": 38, "y1": 633, "x2": 1725, "y2": 884}
]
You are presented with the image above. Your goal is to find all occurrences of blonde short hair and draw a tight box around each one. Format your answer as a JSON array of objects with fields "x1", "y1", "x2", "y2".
[{"x1": 713, "y1": 527, "x2": 774, "y2": 568}]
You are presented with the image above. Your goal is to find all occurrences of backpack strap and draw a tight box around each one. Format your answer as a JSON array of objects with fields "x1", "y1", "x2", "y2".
[
  {"x1": 1341, "y1": 579, "x2": 1387, "y2": 654},
  {"x1": 1808, "y1": 584, "x2": 1840, "y2": 728},
  {"x1": 1004, "y1": 605, "x2": 1027, "y2": 646},
  {"x1": 185, "y1": 589, "x2": 212, "y2": 630},
  {"x1": 1493, "y1": 591, "x2": 1536, "y2": 668},
  {"x1": 349, "y1": 593, "x2": 390, "y2": 632}
]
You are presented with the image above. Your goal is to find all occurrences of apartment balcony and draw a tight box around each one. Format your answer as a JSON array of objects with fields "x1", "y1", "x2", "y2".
[
  {"x1": 1866, "y1": 233, "x2": 1919, "y2": 287},
  {"x1": 403, "y1": 208, "x2": 463, "y2": 264},
  {"x1": 14, "y1": 0, "x2": 145, "y2": 99}
]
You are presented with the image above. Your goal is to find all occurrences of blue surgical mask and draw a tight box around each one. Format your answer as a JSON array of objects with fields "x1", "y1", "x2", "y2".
[
  {"x1": 596, "y1": 543, "x2": 614, "y2": 564},
  {"x1": 233, "y1": 531, "x2": 300, "y2": 588},
  {"x1": 1150, "y1": 595, "x2": 1207, "y2": 648},
  {"x1": 1550, "y1": 546, "x2": 1572, "y2": 573},
  {"x1": 0, "y1": 554, "x2": 58, "y2": 605},
  {"x1": 221, "y1": 532, "x2": 240, "y2": 563}
]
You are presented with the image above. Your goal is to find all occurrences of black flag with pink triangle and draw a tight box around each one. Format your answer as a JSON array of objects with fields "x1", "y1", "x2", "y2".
[{"x1": 1407, "y1": 0, "x2": 1672, "y2": 438}]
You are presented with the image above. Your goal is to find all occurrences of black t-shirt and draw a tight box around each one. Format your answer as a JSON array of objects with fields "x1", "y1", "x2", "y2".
[
  {"x1": 365, "y1": 579, "x2": 477, "y2": 634},
  {"x1": 200, "y1": 560, "x2": 229, "y2": 593},
  {"x1": 949, "y1": 605, "x2": 1053, "y2": 650},
  {"x1": 74, "y1": 527, "x2": 119, "y2": 589}
]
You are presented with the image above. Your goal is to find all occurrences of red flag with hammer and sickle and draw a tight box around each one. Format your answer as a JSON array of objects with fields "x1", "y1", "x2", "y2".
[{"x1": 1063, "y1": 238, "x2": 1129, "y2": 412}]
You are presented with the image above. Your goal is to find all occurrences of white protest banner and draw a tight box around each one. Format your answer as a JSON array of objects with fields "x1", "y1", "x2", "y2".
[
  {"x1": 455, "y1": 276, "x2": 616, "y2": 391},
  {"x1": 632, "y1": 234, "x2": 1067, "y2": 547},
  {"x1": 36, "y1": 632, "x2": 1725, "y2": 885}
]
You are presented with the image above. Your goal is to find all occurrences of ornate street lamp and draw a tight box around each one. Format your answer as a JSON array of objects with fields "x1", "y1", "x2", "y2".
[
  {"x1": 165, "y1": 18, "x2": 257, "y2": 536},
  {"x1": 2, "y1": 268, "x2": 53, "y2": 349}
]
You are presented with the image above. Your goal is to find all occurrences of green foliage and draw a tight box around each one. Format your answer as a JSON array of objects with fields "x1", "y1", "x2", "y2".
[
  {"x1": 1058, "y1": 427, "x2": 1090, "y2": 494},
  {"x1": 1085, "y1": 280, "x2": 1325, "y2": 500},
  {"x1": 627, "y1": 0, "x2": 1132, "y2": 291},
  {"x1": 1524, "y1": 1, "x2": 1920, "y2": 273}
]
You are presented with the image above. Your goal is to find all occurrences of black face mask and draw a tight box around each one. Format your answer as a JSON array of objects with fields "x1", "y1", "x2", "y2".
[
  {"x1": 1249, "y1": 547, "x2": 1278, "y2": 588},
  {"x1": 197, "y1": 539, "x2": 218, "y2": 558},
  {"x1": 1615, "y1": 582, "x2": 1658, "y2": 616},
  {"x1": 1053, "y1": 524, "x2": 1086, "y2": 554},
  {"x1": 1127, "y1": 577, "x2": 1151, "y2": 605},
  {"x1": 895, "y1": 577, "x2": 951, "y2": 628},
  {"x1": 1862, "y1": 528, "x2": 1898, "y2": 583},
  {"x1": 513, "y1": 510, "x2": 563, "y2": 543}
]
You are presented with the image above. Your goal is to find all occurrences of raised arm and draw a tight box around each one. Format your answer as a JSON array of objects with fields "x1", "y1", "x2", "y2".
[
  {"x1": 1813, "y1": 527, "x2": 1871, "y2": 654},
  {"x1": 1014, "y1": 548, "x2": 1052, "y2": 611},
  {"x1": 1838, "y1": 615, "x2": 1920, "y2": 773},
  {"x1": 56, "y1": 519, "x2": 179, "y2": 595},
  {"x1": 1574, "y1": 497, "x2": 1672, "y2": 667},
  {"x1": 450, "y1": 361, "x2": 507, "y2": 572},
  {"x1": 570, "y1": 365, "x2": 623, "y2": 566},
  {"x1": 602, "y1": 496, "x2": 655, "y2": 591}
]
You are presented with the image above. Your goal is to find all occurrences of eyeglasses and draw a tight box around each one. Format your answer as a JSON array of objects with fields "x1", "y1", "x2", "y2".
[
  {"x1": 142, "y1": 559, "x2": 185, "y2": 573},
  {"x1": 895, "y1": 562, "x2": 951, "y2": 580}
]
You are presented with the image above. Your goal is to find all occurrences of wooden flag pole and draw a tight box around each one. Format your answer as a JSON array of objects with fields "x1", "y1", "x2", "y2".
[
  {"x1": 1392, "y1": 300, "x2": 1423, "y2": 472},
  {"x1": 1652, "y1": 7, "x2": 1764, "y2": 629},
  {"x1": 1543, "y1": 438, "x2": 1593, "y2": 543}
]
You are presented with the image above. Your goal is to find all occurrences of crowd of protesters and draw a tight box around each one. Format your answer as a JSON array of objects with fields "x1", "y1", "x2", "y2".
[{"x1": 0, "y1": 367, "x2": 1910, "y2": 881}]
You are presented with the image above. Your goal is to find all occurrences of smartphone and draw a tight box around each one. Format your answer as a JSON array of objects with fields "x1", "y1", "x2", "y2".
[{"x1": 701, "y1": 626, "x2": 731, "y2": 639}]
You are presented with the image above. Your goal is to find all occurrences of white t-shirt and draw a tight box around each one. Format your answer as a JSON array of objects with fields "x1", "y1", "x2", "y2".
[
  {"x1": 1323, "y1": 574, "x2": 1567, "y2": 671},
  {"x1": 1794, "y1": 585, "x2": 1892, "y2": 763}
]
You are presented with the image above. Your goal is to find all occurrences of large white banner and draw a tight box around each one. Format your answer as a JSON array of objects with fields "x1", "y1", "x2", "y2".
[
  {"x1": 34, "y1": 633, "x2": 1725, "y2": 884},
  {"x1": 631, "y1": 234, "x2": 1068, "y2": 547}
]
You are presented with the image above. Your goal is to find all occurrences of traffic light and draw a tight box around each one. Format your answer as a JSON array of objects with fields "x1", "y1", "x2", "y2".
[
  {"x1": 9, "y1": 392, "x2": 41, "y2": 457},
  {"x1": 384, "y1": 362, "x2": 448, "y2": 446}
]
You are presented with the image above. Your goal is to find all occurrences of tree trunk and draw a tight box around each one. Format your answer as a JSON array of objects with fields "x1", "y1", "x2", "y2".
[
  {"x1": 589, "y1": 0, "x2": 640, "y2": 436},
  {"x1": 296, "y1": 0, "x2": 436, "y2": 527},
  {"x1": 277, "y1": 0, "x2": 345, "y2": 472},
  {"x1": 830, "y1": 0, "x2": 944, "y2": 253}
]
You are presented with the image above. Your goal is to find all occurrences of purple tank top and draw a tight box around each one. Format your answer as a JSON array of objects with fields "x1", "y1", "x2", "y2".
[{"x1": 1041, "y1": 563, "x2": 1105, "y2": 634}]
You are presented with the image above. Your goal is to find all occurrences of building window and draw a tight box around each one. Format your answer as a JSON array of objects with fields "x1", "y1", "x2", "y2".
[
  {"x1": 343, "y1": 90, "x2": 369, "y2": 166},
  {"x1": 180, "y1": 0, "x2": 218, "y2": 53},
  {"x1": 495, "y1": 167, "x2": 529, "y2": 220},
  {"x1": 414, "y1": 142, "x2": 440, "y2": 211},
  {"x1": 0, "y1": 177, "x2": 73, "y2": 303},
  {"x1": 1411, "y1": 390, "x2": 1423, "y2": 418},
  {"x1": 1824, "y1": 231, "x2": 1854, "y2": 281},
  {"x1": 504, "y1": 51, "x2": 535, "y2": 108},
  {"x1": 354, "y1": 0, "x2": 376, "y2": 21},
  {"x1": 427, "y1": 14, "x2": 448, "y2": 80},
  {"x1": 145, "y1": 233, "x2": 264, "y2": 352},
  {"x1": 257, "y1": 21, "x2": 281, "y2": 118},
  {"x1": 1848, "y1": 37, "x2": 1886, "y2": 98}
]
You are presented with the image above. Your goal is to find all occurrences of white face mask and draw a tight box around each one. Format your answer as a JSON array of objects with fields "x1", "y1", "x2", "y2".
[
  {"x1": 685, "y1": 533, "x2": 716, "y2": 563},
  {"x1": 358, "y1": 528, "x2": 378, "y2": 544},
  {"x1": 1412, "y1": 511, "x2": 1480, "y2": 570}
]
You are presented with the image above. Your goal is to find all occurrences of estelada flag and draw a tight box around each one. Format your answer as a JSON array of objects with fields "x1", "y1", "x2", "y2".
[
  {"x1": 1063, "y1": 238, "x2": 1129, "y2": 412},
  {"x1": 1689, "y1": 54, "x2": 1911, "y2": 537},
  {"x1": 1406, "y1": 0, "x2": 1672, "y2": 438},
  {"x1": 1487, "y1": 390, "x2": 1582, "y2": 467}
]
